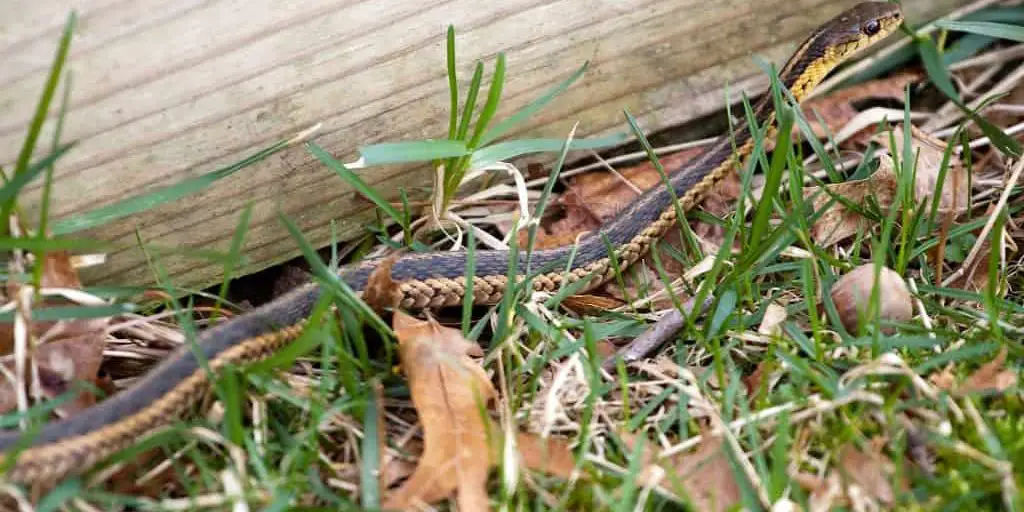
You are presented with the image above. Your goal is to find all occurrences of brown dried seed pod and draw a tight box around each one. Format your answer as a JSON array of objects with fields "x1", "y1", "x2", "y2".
[{"x1": 830, "y1": 263, "x2": 912, "y2": 334}]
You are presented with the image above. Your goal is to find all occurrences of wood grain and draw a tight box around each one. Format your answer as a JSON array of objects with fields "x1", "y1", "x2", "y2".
[{"x1": 0, "y1": 0, "x2": 965, "y2": 290}]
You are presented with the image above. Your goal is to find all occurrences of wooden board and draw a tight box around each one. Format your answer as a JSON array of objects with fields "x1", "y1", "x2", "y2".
[{"x1": 1, "y1": 0, "x2": 966, "y2": 290}]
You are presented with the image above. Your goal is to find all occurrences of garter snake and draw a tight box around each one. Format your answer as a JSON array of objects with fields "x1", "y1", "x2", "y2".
[{"x1": 0, "y1": 2, "x2": 902, "y2": 485}]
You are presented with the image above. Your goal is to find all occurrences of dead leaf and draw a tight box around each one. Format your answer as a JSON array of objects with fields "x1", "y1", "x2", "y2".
[
  {"x1": 560, "y1": 294, "x2": 626, "y2": 316},
  {"x1": 621, "y1": 429, "x2": 741, "y2": 512},
  {"x1": 795, "y1": 471, "x2": 844, "y2": 512},
  {"x1": 960, "y1": 347, "x2": 1017, "y2": 395},
  {"x1": 757, "y1": 302, "x2": 787, "y2": 337},
  {"x1": 807, "y1": 124, "x2": 969, "y2": 248},
  {"x1": 0, "y1": 251, "x2": 111, "y2": 417},
  {"x1": 362, "y1": 253, "x2": 403, "y2": 312},
  {"x1": 805, "y1": 155, "x2": 899, "y2": 247},
  {"x1": 928, "y1": 364, "x2": 957, "y2": 390},
  {"x1": 742, "y1": 360, "x2": 775, "y2": 402},
  {"x1": 689, "y1": 171, "x2": 743, "y2": 252},
  {"x1": 591, "y1": 340, "x2": 620, "y2": 361},
  {"x1": 383, "y1": 311, "x2": 492, "y2": 510},
  {"x1": 793, "y1": 439, "x2": 903, "y2": 510},
  {"x1": 837, "y1": 440, "x2": 896, "y2": 507},
  {"x1": 383, "y1": 312, "x2": 575, "y2": 510},
  {"x1": 514, "y1": 432, "x2": 577, "y2": 479},
  {"x1": 526, "y1": 147, "x2": 705, "y2": 251},
  {"x1": 798, "y1": 71, "x2": 921, "y2": 146},
  {"x1": 882, "y1": 125, "x2": 970, "y2": 215}
]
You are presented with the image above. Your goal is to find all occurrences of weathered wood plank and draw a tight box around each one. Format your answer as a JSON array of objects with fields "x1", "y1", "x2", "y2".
[{"x1": 1, "y1": 0, "x2": 966, "y2": 290}]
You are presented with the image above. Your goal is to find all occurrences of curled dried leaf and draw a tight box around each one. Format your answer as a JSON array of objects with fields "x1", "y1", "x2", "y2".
[
  {"x1": 959, "y1": 347, "x2": 1017, "y2": 395},
  {"x1": 757, "y1": 302, "x2": 787, "y2": 337},
  {"x1": 384, "y1": 312, "x2": 575, "y2": 510},
  {"x1": 805, "y1": 155, "x2": 898, "y2": 248},
  {"x1": 808, "y1": 124, "x2": 968, "y2": 248},
  {"x1": 384, "y1": 312, "x2": 493, "y2": 510},
  {"x1": 362, "y1": 253, "x2": 403, "y2": 312}
]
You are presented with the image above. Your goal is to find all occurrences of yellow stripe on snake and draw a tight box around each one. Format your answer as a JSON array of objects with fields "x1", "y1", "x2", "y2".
[{"x1": 0, "y1": 2, "x2": 903, "y2": 485}]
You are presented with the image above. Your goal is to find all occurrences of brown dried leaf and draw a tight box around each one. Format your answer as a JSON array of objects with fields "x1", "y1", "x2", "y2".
[
  {"x1": 384, "y1": 312, "x2": 492, "y2": 510},
  {"x1": 689, "y1": 171, "x2": 743, "y2": 252},
  {"x1": 805, "y1": 154, "x2": 899, "y2": 248},
  {"x1": 757, "y1": 302, "x2": 787, "y2": 337},
  {"x1": 384, "y1": 312, "x2": 575, "y2": 510},
  {"x1": 798, "y1": 71, "x2": 920, "y2": 146},
  {"x1": 621, "y1": 430, "x2": 741, "y2": 512},
  {"x1": 514, "y1": 432, "x2": 577, "y2": 479},
  {"x1": 808, "y1": 124, "x2": 969, "y2": 248},
  {"x1": 800, "y1": 472, "x2": 845, "y2": 512},
  {"x1": 528, "y1": 147, "x2": 705, "y2": 251},
  {"x1": 928, "y1": 364, "x2": 957, "y2": 390},
  {"x1": 362, "y1": 253, "x2": 402, "y2": 312},
  {"x1": 837, "y1": 440, "x2": 896, "y2": 507},
  {"x1": 0, "y1": 251, "x2": 110, "y2": 417},
  {"x1": 560, "y1": 294, "x2": 625, "y2": 316},
  {"x1": 960, "y1": 347, "x2": 1017, "y2": 394},
  {"x1": 882, "y1": 125, "x2": 969, "y2": 215},
  {"x1": 742, "y1": 360, "x2": 775, "y2": 401}
]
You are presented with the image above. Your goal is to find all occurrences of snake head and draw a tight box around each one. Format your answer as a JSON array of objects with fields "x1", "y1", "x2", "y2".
[
  {"x1": 778, "y1": 2, "x2": 903, "y2": 102},
  {"x1": 826, "y1": 2, "x2": 904, "y2": 53}
]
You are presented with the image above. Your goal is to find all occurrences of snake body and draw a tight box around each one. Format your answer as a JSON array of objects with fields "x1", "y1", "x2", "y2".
[{"x1": 0, "y1": 2, "x2": 902, "y2": 485}]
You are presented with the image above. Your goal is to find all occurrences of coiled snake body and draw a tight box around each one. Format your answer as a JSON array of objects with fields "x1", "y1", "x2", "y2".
[{"x1": 0, "y1": 2, "x2": 902, "y2": 485}]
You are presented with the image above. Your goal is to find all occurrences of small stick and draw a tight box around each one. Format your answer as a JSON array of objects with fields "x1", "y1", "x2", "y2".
[{"x1": 600, "y1": 296, "x2": 713, "y2": 372}]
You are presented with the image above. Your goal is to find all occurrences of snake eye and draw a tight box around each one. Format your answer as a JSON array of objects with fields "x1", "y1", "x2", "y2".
[{"x1": 863, "y1": 19, "x2": 881, "y2": 36}]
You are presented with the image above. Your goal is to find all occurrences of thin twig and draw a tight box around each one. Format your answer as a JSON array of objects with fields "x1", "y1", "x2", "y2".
[{"x1": 600, "y1": 296, "x2": 712, "y2": 372}]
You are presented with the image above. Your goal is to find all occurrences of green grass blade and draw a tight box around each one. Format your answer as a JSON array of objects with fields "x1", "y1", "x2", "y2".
[
  {"x1": 466, "y1": 52, "x2": 506, "y2": 150},
  {"x1": 916, "y1": 36, "x2": 1021, "y2": 157},
  {"x1": 469, "y1": 133, "x2": 627, "y2": 168},
  {"x1": 0, "y1": 236, "x2": 109, "y2": 252},
  {"x1": 277, "y1": 211, "x2": 392, "y2": 336},
  {"x1": 32, "y1": 70, "x2": 75, "y2": 296},
  {"x1": 54, "y1": 137, "x2": 295, "y2": 235},
  {"x1": 445, "y1": 25, "x2": 459, "y2": 141},
  {"x1": 456, "y1": 63, "x2": 485, "y2": 143},
  {"x1": 480, "y1": 61, "x2": 589, "y2": 146},
  {"x1": 35, "y1": 480, "x2": 81, "y2": 512},
  {"x1": 916, "y1": 37, "x2": 961, "y2": 103},
  {"x1": 2, "y1": 11, "x2": 77, "y2": 234},
  {"x1": 360, "y1": 378, "x2": 382, "y2": 509},
  {"x1": 307, "y1": 142, "x2": 406, "y2": 226},
  {"x1": 0, "y1": 143, "x2": 75, "y2": 206},
  {"x1": 355, "y1": 140, "x2": 468, "y2": 166},
  {"x1": 0, "y1": 304, "x2": 135, "y2": 323},
  {"x1": 749, "y1": 99, "x2": 793, "y2": 251},
  {"x1": 213, "y1": 203, "x2": 253, "y2": 314},
  {"x1": 935, "y1": 20, "x2": 1024, "y2": 41}
]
